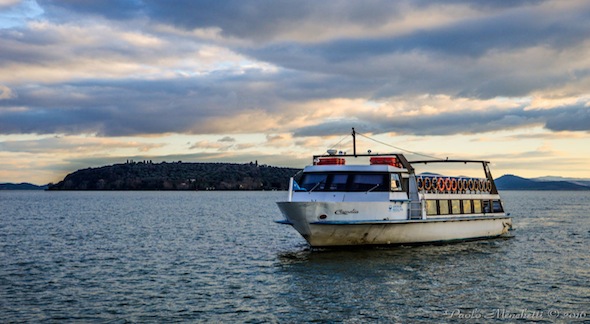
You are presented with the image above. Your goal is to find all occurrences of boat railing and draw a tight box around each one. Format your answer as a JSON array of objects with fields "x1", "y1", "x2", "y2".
[
  {"x1": 416, "y1": 176, "x2": 494, "y2": 194},
  {"x1": 410, "y1": 159, "x2": 499, "y2": 194}
]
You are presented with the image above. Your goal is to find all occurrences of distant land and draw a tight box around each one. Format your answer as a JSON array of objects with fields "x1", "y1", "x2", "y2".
[
  {"x1": 47, "y1": 161, "x2": 301, "y2": 191},
  {"x1": 2, "y1": 163, "x2": 590, "y2": 191},
  {"x1": 495, "y1": 174, "x2": 590, "y2": 191},
  {"x1": 0, "y1": 183, "x2": 48, "y2": 190}
]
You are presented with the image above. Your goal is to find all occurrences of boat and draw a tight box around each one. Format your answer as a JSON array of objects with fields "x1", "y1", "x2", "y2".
[{"x1": 275, "y1": 129, "x2": 512, "y2": 247}]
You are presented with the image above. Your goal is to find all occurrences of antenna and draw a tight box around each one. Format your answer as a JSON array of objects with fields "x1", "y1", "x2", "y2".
[{"x1": 352, "y1": 127, "x2": 357, "y2": 157}]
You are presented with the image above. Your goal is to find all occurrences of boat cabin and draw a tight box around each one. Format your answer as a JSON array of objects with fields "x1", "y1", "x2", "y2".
[{"x1": 288, "y1": 151, "x2": 505, "y2": 219}]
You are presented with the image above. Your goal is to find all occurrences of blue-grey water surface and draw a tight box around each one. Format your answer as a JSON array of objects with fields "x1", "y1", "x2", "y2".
[{"x1": 1, "y1": 191, "x2": 589, "y2": 323}]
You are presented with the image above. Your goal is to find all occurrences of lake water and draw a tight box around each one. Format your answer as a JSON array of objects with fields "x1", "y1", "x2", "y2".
[{"x1": 1, "y1": 190, "x2": 589, "y2": 323}]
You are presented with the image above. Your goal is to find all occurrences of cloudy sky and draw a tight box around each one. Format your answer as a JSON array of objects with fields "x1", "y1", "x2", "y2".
[{"x1": 1, "y1": 0, "x2": 590, "y2": 184}]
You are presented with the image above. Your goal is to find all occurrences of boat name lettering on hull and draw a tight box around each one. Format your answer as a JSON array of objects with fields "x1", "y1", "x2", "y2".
[
  {"x1": 389, "y1": 205, "x2": 404, "y2": 212},
  {"x1": 334, "y1": 209, "x2": 359, "y2": 215}
]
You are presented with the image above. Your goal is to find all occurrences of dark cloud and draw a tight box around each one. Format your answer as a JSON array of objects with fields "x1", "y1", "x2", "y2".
[
  {"x1": 2, "y1": 64, "x2": 589, "y2": 137},
  {"x1": 38, "y1": 0, "x2": 144, "y2": 20},
  {"x1": 293, "y1": 121, "x2": 382, "y2": 138},
  {"x1": 2, "y1": 0, "x2": 589, "y2": 138},
  {"x1": 218, "y1": 136, "x2": 236, "y2": 142},
  {"x1": 293, "y1": 105, "x2": 590, "y2": 137},
  {"x1": 37, "y1": 0, "x2": 403, "y2": 41},
  {"x1": 36, "y1": 0, "x2": 588, "y2": 58},
  {"x1": 0, "y1": 76, "x2": 247, "y2": 136},
  {"x1": 36, "y1": 1, "x2": 556, "y2": 44},
  {"x1": 21, "y1": 1, "x2": 590, "y2": 102},
  {"x1": 544, "y1": 106, "x2": 590, "y2": 132},
  {"x1": 0, "y1": 69, "x2": 312, "y2": 136},
  {"x1": 241, "y1": 3, "x2": 590, "y2": 98}
]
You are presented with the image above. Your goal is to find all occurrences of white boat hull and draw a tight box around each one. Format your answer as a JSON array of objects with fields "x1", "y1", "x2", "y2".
[{"x1": 277, "y1": 201, "x2": 512, "y2": 247}]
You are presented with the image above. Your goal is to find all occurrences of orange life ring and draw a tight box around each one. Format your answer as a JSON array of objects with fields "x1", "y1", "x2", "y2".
[
  {"x1": 451, "y1": 178, "x2": 458, "y2": 191},
  {"x1": 444, "y1": 178, "x2": 452, "y2": 191},
  {"x1": 457, "y1": 178, "x2": 464, "y2": 191},
  {"x1": 486, "y1": 180, "x2": 492, "y2": 192},
  {"x1": 437, "y1": 177, "x2": 445, "y2": 192},
  {"x1": 424, "y1": 177, "x2": 431, "y2": 191},
  {"x1": 468, "y1": 179, "x2": 475, "y2": 191},
  {"x1": 417, "y1": 177, "x2": 424, "y2": 191}
]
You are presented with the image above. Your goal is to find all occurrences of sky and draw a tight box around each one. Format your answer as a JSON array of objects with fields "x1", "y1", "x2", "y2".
[{"x1": 1, "y1": 0, "x2": 590, "y2": 184}]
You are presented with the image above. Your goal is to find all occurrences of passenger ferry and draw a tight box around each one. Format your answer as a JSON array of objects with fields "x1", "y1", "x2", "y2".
[{"x1": 276, "y1": 129, "x2": 512, "y2": 247}]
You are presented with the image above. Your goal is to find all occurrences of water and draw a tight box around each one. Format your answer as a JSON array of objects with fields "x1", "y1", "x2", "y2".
[{"x1": 1, "y1": 191, "x2": 589, "y2": 323}]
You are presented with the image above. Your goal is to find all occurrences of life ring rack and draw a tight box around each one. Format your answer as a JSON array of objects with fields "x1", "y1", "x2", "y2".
[{"x1": 417, "y1": 176, "x2": 493, "y2": 193}]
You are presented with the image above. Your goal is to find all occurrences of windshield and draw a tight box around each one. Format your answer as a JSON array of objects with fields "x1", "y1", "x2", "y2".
[{"x1": 297, "y1": 172, "x2": 394, "y2": 192}]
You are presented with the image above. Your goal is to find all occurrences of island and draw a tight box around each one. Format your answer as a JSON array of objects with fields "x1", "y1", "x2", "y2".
[
  {"x1": 47, "y1": 161, "x2": 301, "y2": 191},
  {"x1": 495, "y1": 174, "x2": 590, "y2": 191}
]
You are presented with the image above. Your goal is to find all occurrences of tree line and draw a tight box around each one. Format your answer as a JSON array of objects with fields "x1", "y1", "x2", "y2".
[{"x1": 47, "y1": 161, "x2": 301, "y2": 190}]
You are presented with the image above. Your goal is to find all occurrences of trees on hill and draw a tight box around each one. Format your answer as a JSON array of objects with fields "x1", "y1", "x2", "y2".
[{"x1": 48, "y1": 161, "x2": 300, "y2": 190}]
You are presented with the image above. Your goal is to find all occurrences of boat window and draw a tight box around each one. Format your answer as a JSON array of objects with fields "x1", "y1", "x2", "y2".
[
  {"x1": 390, "y1": 173, "x2": 403, "y2": 191},
  {"x1": 350, "y1": 174, "x2": 388, "y2": 192},
  {"x1": 426, "y1": 200, "x2": 437, "y2": 215},
  {"x1": 463, "y1": 200, "x2": 472, "y2": 214},
  {"x1": 492, "y1": 200, "x2": 504, "y2": 212},
  {"x1": 451, "y1": 200, "x2": 461, "y2": 214},
  {"x1": 483, "y1": 200, "x2": 491, "y2": 213},
  {"x1": 329, "y1": 174, "x2": 349, "y2": 191},
  {"x1": 473, "y1": 200, "x2": 482, "y2": 213},
  {"x1": 439, "y1": 200, "x2": 450, "y2": 215},
  {"x1": 299, "y1": 173, "x2": 328, "y2": 191},
  {"x1": 297, "y1": 172, "x2": 389, "y2": 192}
]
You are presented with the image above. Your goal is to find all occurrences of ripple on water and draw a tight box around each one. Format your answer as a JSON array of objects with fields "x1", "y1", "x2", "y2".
[{"x1": 1, "y1": 190, "x2": 589, "y2": 322}]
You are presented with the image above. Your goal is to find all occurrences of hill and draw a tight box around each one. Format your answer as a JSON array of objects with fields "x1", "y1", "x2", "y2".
[
  {"x1": 495, "y1": 174, "x2": 590, "y2": 191},
  {"x1": 48, "y1": 161, "x2": 301, "y2": 191},
  {"x1": 531, "y1": 176, "x2": 590, "y2": 188},
  {"x1": 0, "y1": 183, "x2": 48, "y2": 190}
]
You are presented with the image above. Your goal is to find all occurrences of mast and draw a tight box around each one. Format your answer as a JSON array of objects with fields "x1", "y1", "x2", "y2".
[{"x1": 352, "y1": 127, "x2": 357, "y2": 157}]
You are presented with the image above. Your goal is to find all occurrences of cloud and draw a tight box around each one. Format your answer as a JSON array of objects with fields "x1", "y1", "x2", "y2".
[
  {"x1": 0, "y1": 84, "x2": 16, "y2": 99},
  {"x1": 0, "y1": 136, "x2": 164, "y2": 153},
  {"x1": 189, "y1": 140, "x2": 228, "y2": 150},
  {"x1": 218, "y1": 136, "x2": 236, "y2": 143},
  {"x1": 0, "y1": 0, "x2": 21, "y2": 8},
  {"x1": 292, "y1": 100, "x2": 590, "y2": 137},
  {"x1": 0, "y1": 70, "x2": 284, "y2": 136},
  {"x1": 544, "y1": 105, "x2": 590, "y2": 132},
  {"x1": 0, "y1": 20, "x2": 253, "y2": 85},
  {"x1": 1, "y1": 1, "x2": 590, "y2": 138},
  {"x1": 4, "y1": 0, "x2": 590, "y2": 184},
  {"x1": 2, "y1": 70, "x2": 589, "y2": 138}
]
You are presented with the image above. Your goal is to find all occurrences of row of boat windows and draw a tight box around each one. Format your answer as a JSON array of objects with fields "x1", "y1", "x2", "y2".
[
  {"x1": 296, "y1": 172, "x2": 403, "y2": 192},
  {"x1": 426, "y1": 199, "x2": 504, "y2": 216}
]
